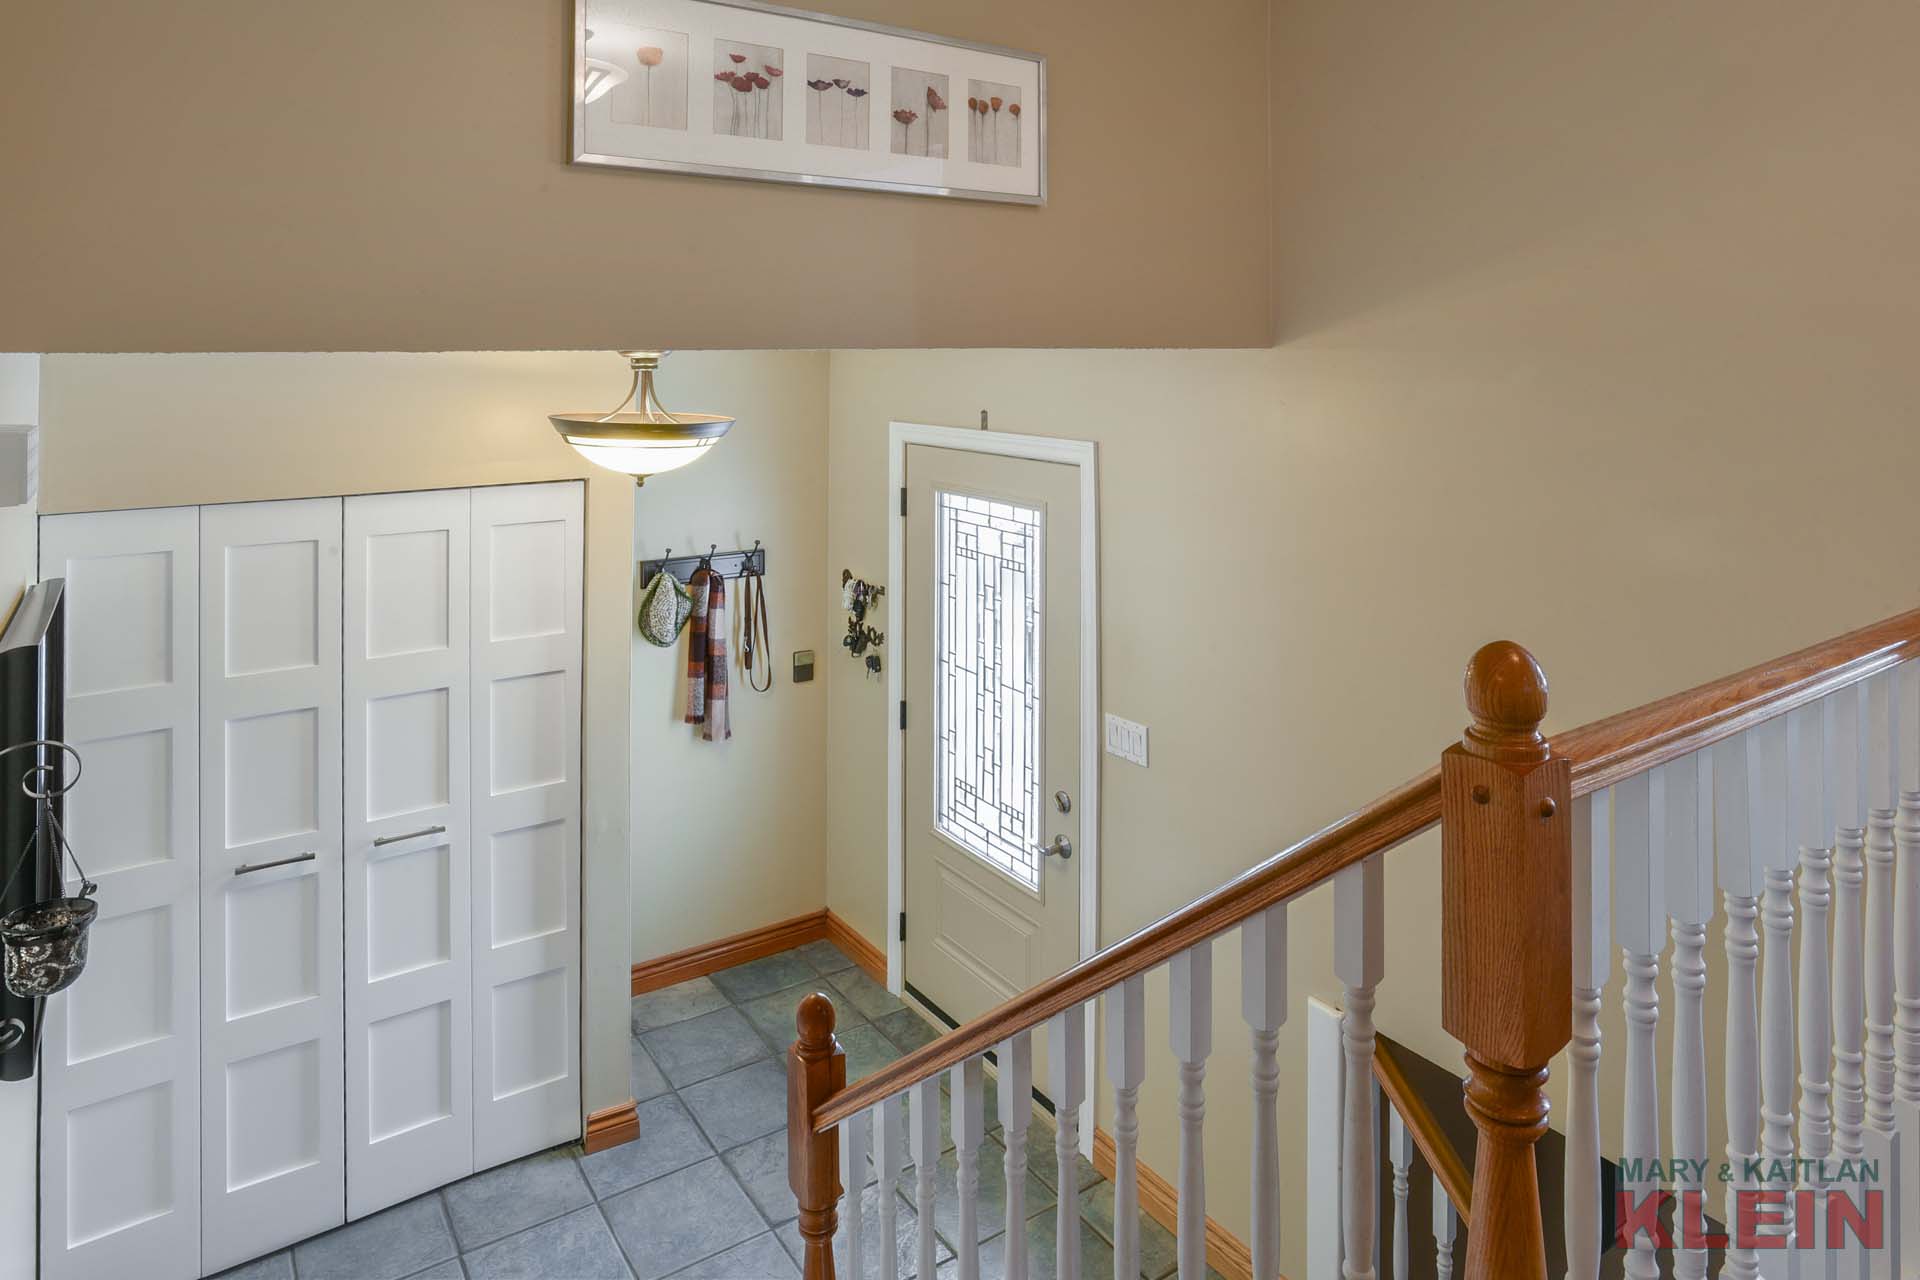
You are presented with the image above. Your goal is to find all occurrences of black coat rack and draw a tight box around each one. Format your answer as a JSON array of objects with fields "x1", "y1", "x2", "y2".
[{"x1": 638, "y1": 542, "x2": 767, "y2": 583}]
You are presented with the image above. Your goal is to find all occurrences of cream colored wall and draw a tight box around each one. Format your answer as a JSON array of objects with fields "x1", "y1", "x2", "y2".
[
  {"x1": 36, "y1": 349, "x2": 827, "y2": 1125},
  {"x1": 0, "y1": 1, "x2": 1268, "y2": 352},
  {"x1": 629, "y1": 353, "x2": 831, "y2": 959},
  {"x1": 0, "y1": 353, "x2": 40, "y2": 1280}
]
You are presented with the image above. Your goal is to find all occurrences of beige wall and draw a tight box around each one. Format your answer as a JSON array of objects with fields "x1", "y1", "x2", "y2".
[
  {"x1": 0, "y1": 1, "x2": 1268, "y2": 353},
  {"x1": 826, "y1": 0, "x2": 1920, "y2": 1230},
  {"x1": 35, "y1": 349, "x2": 829, "y2": 1127},
  {"x1": 628, "y1": 354, "x2": 831, "y2": 960},
  {"x1": 0, "y1": 353, "x2": 40, "y2": 1280}
]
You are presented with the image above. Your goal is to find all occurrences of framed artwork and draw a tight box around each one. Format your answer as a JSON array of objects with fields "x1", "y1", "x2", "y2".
[{"x1": 573, "y1": 0, "x2": 1046, "y2": 205}]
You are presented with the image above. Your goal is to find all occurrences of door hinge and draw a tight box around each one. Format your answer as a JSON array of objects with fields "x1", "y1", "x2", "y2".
[
  {"x1": 899, "y1": 486, "x2": 908, "y2": 517},
  {"x1": 899, "y1": 700, "x2": 907, "y2": 730},
  {"x1": 898, "y1": 912, "x2": 907, "y2": 942}
]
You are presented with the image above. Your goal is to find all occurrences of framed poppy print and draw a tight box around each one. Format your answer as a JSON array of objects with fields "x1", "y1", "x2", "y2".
[{"x1": 572, "y1": 0, "x2": 1046, "y2": 205}]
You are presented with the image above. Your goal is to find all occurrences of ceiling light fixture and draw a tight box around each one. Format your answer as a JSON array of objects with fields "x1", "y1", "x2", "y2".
[{"x1": 550, "y1": 351, "x2": 733, "y2": 486}]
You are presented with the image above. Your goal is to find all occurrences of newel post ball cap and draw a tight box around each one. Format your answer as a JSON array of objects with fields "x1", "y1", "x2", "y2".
[
  {"x1": 1463, "y1": 640, "x2": 1549, "y2": 759},
  {"x1": 795, "y1": 991, "x2": 838, "y2": 1044}
]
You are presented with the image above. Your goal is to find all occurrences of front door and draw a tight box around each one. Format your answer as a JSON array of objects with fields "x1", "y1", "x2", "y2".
[{"x1": 904, "y1": 445, "x2": 1081, "y2": 1033}]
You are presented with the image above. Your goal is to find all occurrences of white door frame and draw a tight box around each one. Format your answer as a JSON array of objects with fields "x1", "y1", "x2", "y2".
[{"x1": 886, "y1": 420, "x2": 1099, "y2": 1147}]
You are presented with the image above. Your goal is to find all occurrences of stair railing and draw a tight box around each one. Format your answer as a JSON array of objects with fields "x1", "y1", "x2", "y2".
[{"x1": 787, "y1": 605, "x2": 1920, "y2": 1280}]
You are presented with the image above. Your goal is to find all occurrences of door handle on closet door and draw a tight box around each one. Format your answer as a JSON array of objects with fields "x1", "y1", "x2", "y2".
[
  {"x1": 372, "y1": 824, "x2": 447, "y2": 847},
  {"x1": 233, "y1": 851, "x2": 318, "y2": 876}
]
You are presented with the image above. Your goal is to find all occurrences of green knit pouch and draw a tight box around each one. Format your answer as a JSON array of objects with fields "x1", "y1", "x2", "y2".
[{"x1": 637, "y1": 570, "x2": 693, "y2": 647}]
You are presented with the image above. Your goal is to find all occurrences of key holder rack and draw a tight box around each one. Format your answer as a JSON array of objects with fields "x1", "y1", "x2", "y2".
[{"x1": 637, "y1": 541, "x2": 768, "y2": 584}]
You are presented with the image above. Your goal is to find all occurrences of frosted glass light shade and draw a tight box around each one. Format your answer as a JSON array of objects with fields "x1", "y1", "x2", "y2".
[{"x1": 549, "y1": 352, "x2": 732, "y2": 485}]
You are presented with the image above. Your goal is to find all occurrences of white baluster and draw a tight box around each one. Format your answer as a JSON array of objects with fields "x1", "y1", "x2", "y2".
[
  {"x1": 1752, "y1": 716, "x2": 1798, "y2": 1216},
  {"x1": 1387, "y1": 1109, "x2": 1411, "y2": 1280},
  {"x1": 1835, "y1": 687, "x2": 1869, "y2": 1161},
  {"x1": 1336, "y1": 856, "x2": 1384, "y2": 1280},
  {"x1": 1306, "y1": 998, "x2": 1345, "y2": 1280},
  {"x1": 841, "y1": 1107, "x2": 871, "y2": 1278},
  {"x1": 910, "y1": 1077, "x2": 940, "y2": 1280},
  {"x1": 997, "y1": 1032, "x2": 1034, "y2": 1280},
  {"x1": 874, "y1": 1094, "x2": 905, "y2": 1280},
  {"x1": 1665, "y1": 754, "x2": 1712, "y2": 1277},
  {"x1": 1793, "y1": 701, "x2": 1835, "y2": 1224},
  {"x1": 1049, "y1": 1005, "x2": 1087, "y2": 1280},
  {"x1": 951, "y1": 1057, "x2": 985, "y2": 1280},
  {"x1": 1862, "y1": 671, "x2": 1901, "y2": 1280},
  {"x1": 1567, "y1": 789, "x2": 1609, "y2": 1280},
  {"x1": 1614, "y1": 769, "x2": 1663, "y2": 1280},
  {"x1": 1105, "y1": 979, "x2": 1144, "y2": 1280},
  {"x1": 1895, "y1": 783, "x2": 1920, "y2": 1276},
  {"x1": 1716, "y1": 732, "x2": 1762, "y2": 1280},
  {"x1": 1242, "y1": 903, "x2": 1287, "y2": 1280},
  {"x1": 1432, "y1": 1177, "x2": 1457, "y2": 1280},
  {"x1": 1170, "y1": 942, "x2": 1213, "y2": 1280}
]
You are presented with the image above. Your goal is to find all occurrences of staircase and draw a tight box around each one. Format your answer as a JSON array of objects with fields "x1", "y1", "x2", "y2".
[{"x1": 784, "y1": 610, "x2": 1920, "y2": 1279}]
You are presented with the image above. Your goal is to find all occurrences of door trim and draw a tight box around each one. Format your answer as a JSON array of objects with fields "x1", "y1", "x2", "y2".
[{"x1": 886, "y1": 420, "x2": 1099, "y2": 1151}]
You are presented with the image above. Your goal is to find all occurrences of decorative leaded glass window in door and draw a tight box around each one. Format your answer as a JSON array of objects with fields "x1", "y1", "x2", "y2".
[{"x1": 933, "y1": 490, "x2": 1044, "y2": 891}]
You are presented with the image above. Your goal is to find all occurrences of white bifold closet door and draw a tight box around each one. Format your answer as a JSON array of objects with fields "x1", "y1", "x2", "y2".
[
  {"x1": 343, "y1": 488, "x2": 474, "y2": 1217},
  {"x1": 38, "y1": 508, "x2": 203, "y2": 1280},
  {"x1": 469, "y1": 482, "x2": 583, "y2": 1168},
  {"x1": 197, "y1": 499, "x2": 346, "y2": 1273}
]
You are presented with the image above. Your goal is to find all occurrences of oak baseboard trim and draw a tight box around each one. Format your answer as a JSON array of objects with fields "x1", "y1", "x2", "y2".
[
  {"x1": 583, "y1": 1099, "x2": 639, "y2": 1154},
  {"x1": 1092, "y1": 1126, "x2": 1256, "y2": 1280},
  {"x1": 631, "y1": 908, "x2": 888, "y2": 996},
  {"x1": 824, "y1": 909, "x2": 887, "y2": 984}
]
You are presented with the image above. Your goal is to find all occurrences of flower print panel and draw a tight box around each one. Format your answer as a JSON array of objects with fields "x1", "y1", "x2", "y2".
[
  {"x1": 806, "y1": 53, "x2": 870, "y2": 150},
  {"x1": 889, "y1": 66, "x2": 949, "y2": 159},
  {"x1": 713, "y1": 38, "x2": 784, "y2": 139}
]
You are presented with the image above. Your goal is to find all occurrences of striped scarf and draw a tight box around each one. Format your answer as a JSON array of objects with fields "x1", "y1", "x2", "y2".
[{"x1": 684, "y1": 569, "x2": 731, "y2": 741}]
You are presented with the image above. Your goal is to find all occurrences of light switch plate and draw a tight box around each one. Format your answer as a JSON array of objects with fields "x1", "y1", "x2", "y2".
[{"x1": 1104, "y1": 713, "x2": 1148, "y2": 767}]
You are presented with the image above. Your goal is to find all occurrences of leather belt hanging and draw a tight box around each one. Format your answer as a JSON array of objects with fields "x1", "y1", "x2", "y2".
[{"x1": 741, "y1": 549, "x2": 772, "y2": 693}]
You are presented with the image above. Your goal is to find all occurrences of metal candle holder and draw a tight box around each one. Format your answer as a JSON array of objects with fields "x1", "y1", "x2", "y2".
[{"x1": 0, "y1": 740, "x2": 96, "y2": 1019}]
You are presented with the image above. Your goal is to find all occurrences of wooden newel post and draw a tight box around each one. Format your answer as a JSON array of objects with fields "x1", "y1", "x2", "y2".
[
  {"x1": 1441, "y1": 641, "x2": 1572, "y2": 1280},
  {"x1": 789, "y1": 992, "x2": 845, "y2": 1280}
]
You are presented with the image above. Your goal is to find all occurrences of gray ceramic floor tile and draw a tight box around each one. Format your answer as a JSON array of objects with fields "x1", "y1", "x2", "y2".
[
  {"x1": 720, "y1": 1131, "x2": 797, "y2": 1225},
  {"x1": 464, "y1": 1205, "x2": 632, "y2": 1279},
  {"x1": 664, "y1": 1232, "x2": 799, "y2": 1279},
  {"x1": 641, "y1": 1006, "x2": 769, "y2": 1087},
  {"x1": 877, "y1": 1007, "x2": 943, "y2": 1054},
  {"x1": 211, "y1": 1252, "x2": 294, "y2": 1280},
  {"x1": 632, "y1": 976, "x2": 730, "y2": 1033},
  {"x1": 776, "y1": 1183, "x2": 951, "y2": 1278},
  {"x1": 442, "y1": 1147, "x2": 592, "y2": 1250},
  {"x1": 580, "y1": 1094, "x2": 714, "y2": 1198},
  {"x1": 937, "y1": 1209, "x2": 1113, "y2": 1280},
  {"x1": 827, "y1": 967, "x2": 909, "y2": 1022},
  {"x1": 293, "y1": 1194, "x2": 456, "y2": 1280},
  {"x1": 602, "y1": 1158, "x2": 766, "y2": 1280},
  {"x1": 796, "y1": 939, "x2": 857, "y2": 975},
  {"x1": 401, "y1": 1263, "x2": 466, "y2": 1280},
  {"x1": 632, "y1": 1037, "x2": 671, "y2": 1102},
  {"x1": 708, "y1": 950, "x2": 818, "y2": 1002},
  {"x1": 941, "y1": 1068, "x2": 1005, "y2": 1137},
  {"x1": 1019, "y1": 1126, "x2": 1103, "y2": 1194},
  {"x1": 681, "y1": 1058, "x2": 789, "y2": 1149},
  {"x1": 741, "y1": 980, "x2": 866, "y2": 1050},
  {"x1": 1081, "y1": 1175, "x2": 1178, "y2": 1279},
  {"x1": 838, "y1": 1023, "x2": 904, "y2": 1082}
]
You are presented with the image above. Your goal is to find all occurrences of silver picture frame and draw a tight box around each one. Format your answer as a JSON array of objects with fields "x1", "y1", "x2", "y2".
[{"x1": 571, "y1": 0, "x2": 1047, "y2": 205}]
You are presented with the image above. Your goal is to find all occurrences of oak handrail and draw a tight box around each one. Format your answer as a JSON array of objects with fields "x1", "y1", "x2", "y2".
[
  {"x1": 811, "y1": 603, "x2": 1920, "y2": 1136},
  {"x1": 811, "y1": 767, "x2": 1444, "y2": 1132},
  {"x1": 1374, "y1": 1036, "x2": 1473, "y2": 1220}
]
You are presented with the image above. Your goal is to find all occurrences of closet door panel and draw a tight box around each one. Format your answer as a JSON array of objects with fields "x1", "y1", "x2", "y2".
[
  {"x1": 199, "y1": 498, "x2": 346, "y2": 1273},
  {"x1": 38, "y1": 508, "x2": 201, "y2": 1280},
  {"x1": 345, "y1": 489, "x2": 474, "y2": 1217},
  {"x1": 470, "y1": 482, "x2": 583, "y2": 1169}
]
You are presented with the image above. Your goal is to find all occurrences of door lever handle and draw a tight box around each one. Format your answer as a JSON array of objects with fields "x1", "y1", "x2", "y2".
[{"x1": 1035, "y1": 835, "x2": 1073, "y2": 861}]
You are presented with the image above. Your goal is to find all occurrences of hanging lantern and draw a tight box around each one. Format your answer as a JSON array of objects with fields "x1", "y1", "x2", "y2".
[{"x1": 549, "y1": 351, "x2": 734, "y2": 486}]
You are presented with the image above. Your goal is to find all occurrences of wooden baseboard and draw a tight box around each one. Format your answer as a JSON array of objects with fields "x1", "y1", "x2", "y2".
[
  {"x1": 824, "y1": 909, "x2": 887, "y2": 983},
  {"x1": 632, "y1": 908, "x2": 888, "y2": 996},
  {"x1": 583, "y1": 1099, "x2": 639, "y2": 1154},
  {"x1": 1092, "y1": 1126, "x2": 1256, "y2": 1280}
]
